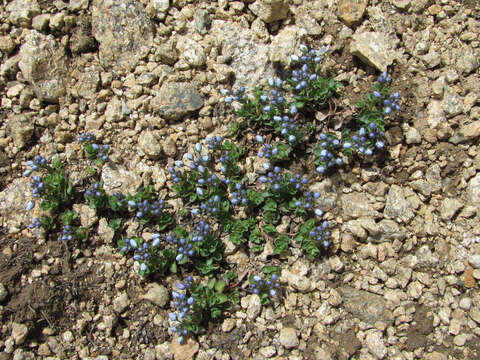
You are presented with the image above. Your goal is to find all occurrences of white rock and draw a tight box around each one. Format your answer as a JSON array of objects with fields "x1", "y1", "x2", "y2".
[
  {"x1": 279, "y1": 327, "x2": 299, "y2": 349},
  {"x1": 365, "y1": 330, "x2": 387, "y2": 359}
]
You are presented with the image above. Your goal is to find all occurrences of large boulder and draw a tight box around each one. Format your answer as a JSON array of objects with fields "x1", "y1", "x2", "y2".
[{"x1": 92, "y1": 0, "x2": 154, "y2": 74}]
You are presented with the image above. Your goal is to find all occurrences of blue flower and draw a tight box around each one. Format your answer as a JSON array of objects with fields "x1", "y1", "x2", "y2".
[{"x1": 26, "y1": 200, "x2": 35, "y2": 211}]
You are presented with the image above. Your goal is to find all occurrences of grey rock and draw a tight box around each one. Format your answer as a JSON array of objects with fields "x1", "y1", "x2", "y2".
[
  {"x1": 18, "y1": 30, "x2": 68, "y2": 103},
  {"x1": 365, "y1": 330, "x2": 387, "y2": 359},
  {"x1": 178, "y1": 38, "x2": 206, "y2": 68},
  {"x1": 449, "y1": 121, "x2": 480, "y2": 144},
  {"x1": 410, "y1": 179, "x2": 432, "y2": 197},
  {"x1": 210, "y1": 20, "x2": 274, "y2": 90},
  {"x1": 150, "y1": 0, "x2": 169, "y2": 14},
  {"x1": 470, "y1": 307, "x2": 480, "y2": 324},
  {"x1": 404, "y1": 125, "x2": 421, "y2": 144},
  {"x1": 137, "y1": 72, "x2": 158, "y2": 87},
  {"x1": 421, "y1": 49, "x2": 441, "y2": 69},
  {"x1": 7, "y1": 0, "x2": 41, "y2": 27},
  {"x1": 390, "y1": 0, "x2": 411, "y2": 9},
  {"x1": 376, "y1": 219, "x2": 406, "y2": 242},
  {"x1": 113, "y1": 292, "x2": 129, "y2": 313},
  {"x1": 259, "y1": 345, "x2": 276, "y2": 357},
  {"x1": 350, "y1": 31, "x2": 396, "y2": 72},
  {"x1": 279, "y1": 327, "x2": 299, "y2": 349},
  {"x1": 162, "y1": 137, "x2": 177, "y2": 158},
  {"x1": 467, "y1": 173, "x2": 480, "y2": 206},
  {"x1": 443, "y1": 89, "x2": 463, "y2": 118},
  {"x1": 153, "y1": 38, "x2": 178, "y2": 65},
  {"x1": 151, "y1": 82, "x2": 203, "y2": 121},
  {"x1": 426, "y1": 164, "x2": 442, "y2": 194},
  {"x1": 221, "y1": 318, "x2": 235, "y2": 333},
  {"x1": 290, "y1": 4, "x2": 322, "y2": 35},
  {"x1": 456, "y1": 46, "x2": 479, "y2": 75},
  {"x1": 0, "y1": 178, "x2": 30, "y2": 233},
  {"x1": 140, "y1": 283, "x2": 169, "y2": 307},
  {"x1": 0, "y1": 283, "x2": 8, "y2": 302},
  {"x1": 97, "y1": 218, "x2": 115, "y2": 243},
  {"x1": 241, "y1": 294, "x2": 262, "y2": 320},
  {"x1": 425, "y1": 353, "x2": 447, "y2": 360},
  {"x1": 341, "y1": 193, "x2": 381, "y2": 219},
  {"x1": 281, "y1": 268, "x2": 311, "y2": 292},
  {"x1": 431, "y1": 76, "x2": 446, "y2": 98},
  {"x1": 384, "y1": 185, "x2": 414, "y2": 223},
  {"x1": 11, "y1": 323, "x2": 28, "y2": 345},
  {"x1": 70, "y1": 16, "x2": 97, "y2": 54},
  {"x1": 0, "y1": 36, "x2": 16, "y2": 55},
  {"x1": 73, "y1": 204, "x2": 98, "y2": 228},
  {"x1": 138, "y1": 130, "x2": 162, "y2": 160},
  {"x1": 75, "y1": 69, "x2": 100, "y2": 100},
  {"x1": 426, "y1": 100, "x2": 446, "y2": 129},
  {"x1": 101, "y1": 163, "x2": 142, "y2": 195},
  {"x1": 7, "y1": 114, "x2": 34, "y2": 149},
  {"x1": 69, "y1": 0, "x2": 89, "y2": 11},
  {"x1": 469, "y1": 255, "x2": 480, "y2": 269},
  {"x1": 269, "y1": 25, "x2": 307, "y2": 66},
  {"x1": 1, "y1": 54, "x2": 20, "y2": 78},
  {"x1": 32, "y1": 14, "x2": 50, "y2": 31},
  {"x1": 194, "y1": 9, "x2": 211, "y2": 34},
  {"x1": 105, "y1": 97, "x2": 125, "y2": 123},
  {"x1": 338, "y1": 0, "x2": 367, "y2": 27},
  {"x1": 416, "y1": 245, "x2": 438, "y2": 268},
  {"x1": 338, "y1": 286, "x2": 392, "y2": 325},
  {"x1": 92, "y1": 0, "x2": 154, "y2": 74},
  {"x1": 459, "y1": 297, "x2": 472, "y2": 311},
  {"x1": 309, "y1": 178, "x2": 338, "y2": 212},
  {"x1": 249, "y1": 0, "x2": 289, "y2": 24},
  {"x1": 439, "y1": 198, "x2": 463, "y2": 220}
]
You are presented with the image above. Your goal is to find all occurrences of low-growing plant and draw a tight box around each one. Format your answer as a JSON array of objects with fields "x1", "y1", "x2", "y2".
[{"x1": 23, "y1": 43, "x2": 401, "y2": 345}]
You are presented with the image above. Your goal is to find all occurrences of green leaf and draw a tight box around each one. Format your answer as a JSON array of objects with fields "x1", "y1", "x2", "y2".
[
  {"x1": 262, "y1": 223, "x2": 277, "y2": 236},
  {"x1": 214, "y1": 280, "x2": 225, "y2": 293},
  {"x1": 261, "y1": 265, "x2": 280, "y2": 275},
  {"x1": 246, "y1": 189, "x2": 264, "y2": 206},
  {"x1": 274, "y1": 234, "x2": 290, "y2": 254},
  {"x1": 108, "y1": 218, "x2": 122, "y2": 230}
]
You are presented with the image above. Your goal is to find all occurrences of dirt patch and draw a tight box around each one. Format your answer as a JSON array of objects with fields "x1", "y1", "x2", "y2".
[{"x1": 404, "y1": 304, "x2": 434, "y2": 351}]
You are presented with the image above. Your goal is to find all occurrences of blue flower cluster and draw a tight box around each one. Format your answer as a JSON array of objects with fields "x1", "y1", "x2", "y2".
[
  {"x1": 127, "y1": 198, "x2": 166, "y2": 220},
  {"x1": 199, "y1": 194, "x2": 222, "y2": 216},
  {"x1": 29, "y1": 218, "x2": 41, "y2": 229},
  {"x1": 120, "y1": 237, "x2": 161, "y2": 272},
  {"x1": 259, "y1": 165, "x2": 283, "y2": 190},
  {"x1": 85, "y1": 182, "x2": 103, "y2": 198},
  {"x1": 315, "y1": 133, "x2": 343, "y2": 174},
  {"x1": 251, "y1": 273, "x2": 280, "y2": 297},
  {"x1": 290, "y1": 45, "x2": 329, "y2": 92},
  {"x1": 258, "y1": 143, "x2": 279, "y2": 159},
  {"x1": 374, "y1": 72, "x2": 400, "y2": 115},
  {"x1": 29, "y1": 175, "x2": 45, "y2": 198},
  {"x1": 308, "y1": 220, "x2": 331, "y2": 249},
  {"x1": 78, "y1": 132, "x2": 94, "y2": 143},
  {"x1": 23, "y1": 155, "x2": 47, "y2": 177},
  {"x1": 166, "y1": 233, "x2": 194, "y2": 262},
  {"x1": 221, "y1": 87, "x2": 246, "y2": 104},
  {"x1": 169, "y1": 276, "x2": 195, "y2": 343},
  {"x1": 78, "y1": 132, "x2": 109, "y2": 162},
  {"x1": 349, "y1": 123, "x2": 385, "y2": 155},
  {"x1": 274, "y1": 114, "x2": 300, "y2": 144},
  {"x1": 230, "y1": 183, "x2": 247, "y2": 207},
  {"x1": 205, "y1": 135, "x2": 223, "y2": 150},
  {"x1": 61, "y1": 224, "x2": 73, "y2": 241},
  {"x1": 295, "y1": 191, "x2": 321, "y2": 211}
]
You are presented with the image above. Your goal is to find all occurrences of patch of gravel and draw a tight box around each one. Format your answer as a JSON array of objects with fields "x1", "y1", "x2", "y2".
[{"x1": 0, "y1": 0, "x2": 479, "y2": 359}]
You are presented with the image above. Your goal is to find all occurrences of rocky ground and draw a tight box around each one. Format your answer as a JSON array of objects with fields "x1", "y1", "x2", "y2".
[{"x1": 1, "y1": 0, "x2": 480, "y2": 359}]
